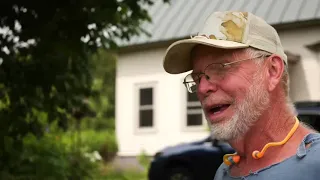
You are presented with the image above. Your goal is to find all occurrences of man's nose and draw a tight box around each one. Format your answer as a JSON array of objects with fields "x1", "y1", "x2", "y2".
[{"x1": 197, "y1": 75, "x2": 218, "y2": 97}]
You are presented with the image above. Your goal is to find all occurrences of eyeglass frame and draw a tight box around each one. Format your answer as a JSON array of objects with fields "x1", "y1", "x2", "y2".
[{"x1": 182, "y1": 54, "x2": 271, "y2": 93}]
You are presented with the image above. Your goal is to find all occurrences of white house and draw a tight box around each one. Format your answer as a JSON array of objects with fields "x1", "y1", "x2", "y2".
[{"x1": 115, "y1": 0, "x2": 320, "y2": 162}]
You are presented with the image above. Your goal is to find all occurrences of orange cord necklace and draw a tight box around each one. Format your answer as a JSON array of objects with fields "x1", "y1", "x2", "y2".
[{"x1": 223, "y1": 117, "x2": 300, "y2": 166}]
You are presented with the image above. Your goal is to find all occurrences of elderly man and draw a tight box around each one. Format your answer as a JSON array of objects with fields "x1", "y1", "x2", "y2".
[{"x1": 162, "y1": 11, "x2": 320, "y2": 179}]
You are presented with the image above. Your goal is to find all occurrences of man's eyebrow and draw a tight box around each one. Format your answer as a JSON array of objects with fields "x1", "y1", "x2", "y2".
[
  {"x1": 229, "y1": 52, "x2": 243, "y2": 62},
  {"x1": 218, "y1": 55, "x2": 235, "y2": 62},
  {"x1": 210, "y1": 54, "x2": 233, "y2": 63}
]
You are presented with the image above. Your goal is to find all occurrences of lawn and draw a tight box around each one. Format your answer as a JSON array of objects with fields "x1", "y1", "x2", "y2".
[{"x1": 95, "y1": 163, "x2": 148, "y2": 180}]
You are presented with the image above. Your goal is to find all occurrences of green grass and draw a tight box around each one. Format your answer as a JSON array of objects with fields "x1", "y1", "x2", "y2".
[
  {"x1": 94, "y1": 164, "x2": 147, "y2": 180},
  {"x1": 99, "y1": 170, "x2": 146, "y2": 180}
]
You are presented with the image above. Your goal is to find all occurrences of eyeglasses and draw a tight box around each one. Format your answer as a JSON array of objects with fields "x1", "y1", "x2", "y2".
[{"x1": 183, "y1": 55, "x2": 269, "y2": 93}]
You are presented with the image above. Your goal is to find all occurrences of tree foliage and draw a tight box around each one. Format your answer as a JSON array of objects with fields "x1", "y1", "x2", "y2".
[
  {"x1": 0, "y1": 0, "x2": 169, "y2": 174},
  {"x1": 82, "y1": 48, "x2": 117, "y2": 131}
]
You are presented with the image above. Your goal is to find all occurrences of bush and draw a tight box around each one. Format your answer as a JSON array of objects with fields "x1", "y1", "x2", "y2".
[
  {"x1": 59, "y1": 129, "x2": 118, "y2": 163},
  {"x1": 1, "y1": 133, "x2": 99, "y2": 180},
  {"x1": 138, "y1": 150, "x2": 151, "y2": 173},
  {"x1": 1, "y1": 125, "x2": 118, "y2": 179}
]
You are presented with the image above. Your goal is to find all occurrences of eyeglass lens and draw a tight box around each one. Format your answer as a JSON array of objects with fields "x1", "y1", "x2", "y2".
[{"x1": 185, "y1": 63, "x2": 227, "y2": 93}]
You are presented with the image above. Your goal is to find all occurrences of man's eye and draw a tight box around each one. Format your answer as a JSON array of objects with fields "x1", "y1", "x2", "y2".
[
  {"x1": 193, "y1": 77, "x2": 201, "y2": 83},
  {"x1": 191, "y1": 74, "x2": 200, "y2": 80}
]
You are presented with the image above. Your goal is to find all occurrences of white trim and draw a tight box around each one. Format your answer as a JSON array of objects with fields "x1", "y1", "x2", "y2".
[
  {"x1": 140, "y1": 105, "x2": 153, "y2": 110},
  {"x1": 187, "y1": 109, "x2": 203, "y2": 114},
  {"x1": 187, "y1": 101, "x2": 201, "y2": 107},
  {"x1": 133, "y1": 81, "x2": 158, "y2": 134}
]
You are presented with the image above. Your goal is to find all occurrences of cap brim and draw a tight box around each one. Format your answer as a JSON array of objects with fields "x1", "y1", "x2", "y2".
[{"x1": 163, "y1": 38, "x2": 249, "y2": 74}]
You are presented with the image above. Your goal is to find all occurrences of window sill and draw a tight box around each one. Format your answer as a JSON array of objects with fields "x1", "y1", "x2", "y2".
[
  {"x1": 134, "y1": 127, "x2": 157, "y2": 135},
  {"x1": 181, "y1": 125, "x2": 208, "y2": 132}
]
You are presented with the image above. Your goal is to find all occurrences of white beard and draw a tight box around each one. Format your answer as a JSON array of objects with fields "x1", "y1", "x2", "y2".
[{"x1": 207, "y1": 70, "x2": 270, "y2": 141}]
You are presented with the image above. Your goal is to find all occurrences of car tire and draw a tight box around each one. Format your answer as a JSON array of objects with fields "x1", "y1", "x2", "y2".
[{"x1": 166, "y1": 167, "x2": 193, "y2": 180}]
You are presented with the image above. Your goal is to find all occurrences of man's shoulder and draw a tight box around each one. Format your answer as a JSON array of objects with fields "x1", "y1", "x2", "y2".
[
  {"x1": 300, "y1": 132, "x2": 320, "y2": 152},
  {"x1": 213, "y1": 133, "x2": 320, "y2": 180},
  {"x1": 298, "y1": 132, "x2": 320, "y2": 163},
  {"x1": 213, "y1": 163, "x2": 228, "y2": 180}
]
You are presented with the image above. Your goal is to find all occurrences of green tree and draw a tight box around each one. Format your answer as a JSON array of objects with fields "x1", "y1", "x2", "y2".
[
  {"x1": 0, "y1": 0, "x2": 169, "y2": 176},
  {"x1": 83, "y1": 48, "x2": 117, "y2": 130}
]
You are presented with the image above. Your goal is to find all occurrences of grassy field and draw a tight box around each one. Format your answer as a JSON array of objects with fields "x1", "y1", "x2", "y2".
[{"x1": 96, "y1": 164, "x2": 147, "y2": 180}]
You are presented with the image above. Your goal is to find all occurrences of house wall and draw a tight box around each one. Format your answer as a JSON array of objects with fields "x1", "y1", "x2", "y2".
[
  {"x1": 116, "y1": 47, "x2": 209, "y2": 156},
  {"x1": 279, "y1": 25, "x2": 320, "y2": 101},
  {"x1": 116, "y1": 25, "x2": 320, "y2": 157}
]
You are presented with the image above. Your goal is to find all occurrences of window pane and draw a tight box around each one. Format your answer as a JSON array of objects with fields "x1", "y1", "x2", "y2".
[
  {"x1": 187, "y1": 92, "x2": 199, "y2": 102},
  {"x1": 140, "y1": 88, "x2": 153, "y2": 105},
  {"x1": 139, "y1": 109, "x2": 153, "y2": 127},
  {"x1": 187, "y1": 114, "x2": 202, "y2": 126}
]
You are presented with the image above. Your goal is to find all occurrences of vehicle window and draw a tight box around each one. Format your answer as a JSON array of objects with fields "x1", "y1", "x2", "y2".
[
  {"x1": 298, "y1": 115, "x2": 320, "y2": 131},
  {"x1": 295, "y1": 102, "x2": 320, "y2": 108}
]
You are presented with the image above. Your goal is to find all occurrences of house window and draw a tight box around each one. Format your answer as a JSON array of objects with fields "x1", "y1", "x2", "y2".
[
  {"x1": 186, "y1": 92, "x2": 203, "y2": 126},
  {"x1": 139, "y1": 87, "x2": 153, "y2": 128}
]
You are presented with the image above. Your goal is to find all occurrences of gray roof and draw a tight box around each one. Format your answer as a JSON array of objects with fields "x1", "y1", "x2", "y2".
[{"x1": 119, "y1": 0, "x2": 320, "y2": 47}]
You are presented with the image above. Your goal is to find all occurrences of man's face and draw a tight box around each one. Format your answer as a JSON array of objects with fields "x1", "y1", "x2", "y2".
[{"x1": 191, "y1": 45, "x2": 270, "y2": 141}]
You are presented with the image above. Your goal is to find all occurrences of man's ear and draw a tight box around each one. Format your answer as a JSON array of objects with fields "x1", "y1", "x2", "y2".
[{"x1": 267, "y1": 55, "x2": 284, "y2": 92}]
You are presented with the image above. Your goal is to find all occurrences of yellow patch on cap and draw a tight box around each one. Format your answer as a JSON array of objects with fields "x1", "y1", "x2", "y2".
[
  {"x1": 197, "y1": 11, "x2": 248, "y2": 42},
  {"x1": 219, "y1": 12, "x2": 248, "y2": 42}
]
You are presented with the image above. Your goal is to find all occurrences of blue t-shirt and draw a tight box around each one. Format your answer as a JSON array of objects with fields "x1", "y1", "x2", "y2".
[{"x1": 214, "y1": 133, "x2": 320, "y2": 180}]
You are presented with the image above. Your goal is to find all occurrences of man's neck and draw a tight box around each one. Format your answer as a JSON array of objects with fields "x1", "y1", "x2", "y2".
[{"x1": 229, "y1": 98, "x2": 298, "y2": 163}]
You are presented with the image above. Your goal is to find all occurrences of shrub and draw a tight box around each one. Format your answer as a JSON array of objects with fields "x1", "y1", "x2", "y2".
[
  {"x1": 1, "y1": 126, "x2": 118, "y2": 179},
  {"x1": 1, "y1": 133, "x2": 99, "y2": 180},
  {"x1": 138, "y1": 150, "x2": 151, "y2": 172},
  {"x1": 59, "y1": 129, "x2": 118, "y2": 163}
]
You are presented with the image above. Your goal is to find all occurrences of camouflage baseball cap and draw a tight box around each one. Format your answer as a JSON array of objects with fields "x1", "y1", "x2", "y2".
[{"x1": 163, "y1": 11, "x2": 287, "y2": 74}]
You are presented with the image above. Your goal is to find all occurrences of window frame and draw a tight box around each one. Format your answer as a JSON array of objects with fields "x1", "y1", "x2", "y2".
[
  {"x1": 134, "y1": 81, "x2": 158, "y2": 134},
  {"x1": 181, "y1": 78, "x2": 206, "y2": 132},
  {"x1": 186, "y1": 95, "x2": 204, "y2": 127}
]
